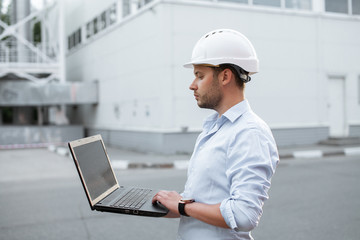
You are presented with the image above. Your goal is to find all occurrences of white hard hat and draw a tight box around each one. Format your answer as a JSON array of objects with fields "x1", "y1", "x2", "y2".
[{"x1": 184, "y1": 29, "x2": 259, "y2": 75}]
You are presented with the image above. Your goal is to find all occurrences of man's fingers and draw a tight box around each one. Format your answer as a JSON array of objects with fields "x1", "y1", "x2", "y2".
[{"x1": 152, "y1": 190, "x2": 166, "y2": 203}]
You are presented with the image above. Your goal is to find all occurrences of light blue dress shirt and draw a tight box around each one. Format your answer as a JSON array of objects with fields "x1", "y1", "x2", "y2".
[{"x1": 177, "y1": 99, "x2": 279, "y2": 240}]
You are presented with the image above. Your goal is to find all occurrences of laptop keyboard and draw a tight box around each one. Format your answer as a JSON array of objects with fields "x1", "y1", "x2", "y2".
[{"x1": 112, "y1": 188, "x2": 152, "y2": 210}]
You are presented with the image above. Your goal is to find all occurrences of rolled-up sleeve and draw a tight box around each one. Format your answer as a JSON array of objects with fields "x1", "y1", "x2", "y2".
[{"x1": 220, "y1": 127, "x2": 278, "y2": 232}]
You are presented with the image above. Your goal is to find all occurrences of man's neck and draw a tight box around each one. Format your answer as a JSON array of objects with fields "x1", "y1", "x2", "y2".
[{"x1": 216, "y1": 94, "x2": 244, "y2": 117}]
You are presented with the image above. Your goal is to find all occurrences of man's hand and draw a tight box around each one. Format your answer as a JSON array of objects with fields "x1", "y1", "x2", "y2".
[
  {"x1": 152, "y1": 190, "x2": 182, "y2": 218},
  {"x1": 152, "y1": 191, "x2": 228, "y2": 228}
]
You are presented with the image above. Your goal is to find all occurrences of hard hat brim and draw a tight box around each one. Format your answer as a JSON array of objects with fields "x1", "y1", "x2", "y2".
[
  {"x1": 183, "y1": 62, "x2": 194, "y2": 68},
  {"x1": 183, "y1": 59, "x2": 259, "y2": 75},
  {"x1": 183, "y1": 59, "x2": 224, "y2": 68}
]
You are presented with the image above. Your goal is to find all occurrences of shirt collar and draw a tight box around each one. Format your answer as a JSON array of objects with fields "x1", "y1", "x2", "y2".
[
  {"x1": 223, "y1": 99, "x2": 251, "y2": 123},
  {"x1": 203, "y1": 99, "x2": 251, "y2": 130}
]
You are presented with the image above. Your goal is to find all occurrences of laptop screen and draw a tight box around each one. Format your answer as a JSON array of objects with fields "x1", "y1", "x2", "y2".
[{"x1": 72, "y1": 140, "x2": 117, "y2": 201}]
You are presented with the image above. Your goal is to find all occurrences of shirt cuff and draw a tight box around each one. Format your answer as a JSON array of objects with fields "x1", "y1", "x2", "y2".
[{"x1": 220, "y1": 198, "x2": 239, "y2": 232}]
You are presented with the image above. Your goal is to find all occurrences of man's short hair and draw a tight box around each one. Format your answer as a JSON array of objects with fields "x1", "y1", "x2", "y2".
[{"x1": 212, "y1": 64, "x2": 248, "y2": 89}]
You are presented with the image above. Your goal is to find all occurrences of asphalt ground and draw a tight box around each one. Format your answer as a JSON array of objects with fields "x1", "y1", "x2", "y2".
[
  {"x1": 0, "y1": 146, "x2": 360, "y2": 240},
  {"x1": 0, "y1": 149, "x2": 184, "y2": 240}
]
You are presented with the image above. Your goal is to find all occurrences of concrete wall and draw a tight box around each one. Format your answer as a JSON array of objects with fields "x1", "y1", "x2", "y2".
[
  {"x1": 66, "y1": 1, "x2": 178, "y2": 131},
  {"x1": 87, "y1": 126, "x2": 331, "y2": 154},
  {"x1": 87, "y1": 128, "x2": 198, "y2": 154}
]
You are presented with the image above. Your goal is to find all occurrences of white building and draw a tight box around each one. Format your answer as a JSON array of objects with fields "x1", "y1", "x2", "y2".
[{"x1": 65, "y1": 0, "x2": 360, "y2": 154}]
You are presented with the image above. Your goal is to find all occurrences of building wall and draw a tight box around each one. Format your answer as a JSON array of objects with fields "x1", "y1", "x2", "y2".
[
  {"x1": 66, "y1": 2, "x2": 177, "y2": 131},
  {"x1": 65, "y1": 0, "x2": 360, "y2": 153}
]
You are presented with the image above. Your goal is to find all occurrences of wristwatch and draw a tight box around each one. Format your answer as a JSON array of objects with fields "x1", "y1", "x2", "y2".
[{"x1": 178, "y1": 198, "x2": 195, "y2": 217}]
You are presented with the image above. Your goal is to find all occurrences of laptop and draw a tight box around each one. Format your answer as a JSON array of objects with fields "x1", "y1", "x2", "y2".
[{"x1": 68, "y1": 134, "x2": 168, "y2": 217}]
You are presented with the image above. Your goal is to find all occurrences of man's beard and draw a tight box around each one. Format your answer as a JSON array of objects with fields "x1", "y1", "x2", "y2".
[{"x1": 197, "y1": 75, "x2": 223, "y2": 110}]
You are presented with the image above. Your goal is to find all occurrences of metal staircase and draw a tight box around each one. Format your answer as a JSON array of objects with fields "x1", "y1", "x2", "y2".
[
  {"x1": 0, "y1": 0, "x2": 62, "y2": 83},
  {"x1": 0, "y1": 0, "x2": 97, "y2": 147}
]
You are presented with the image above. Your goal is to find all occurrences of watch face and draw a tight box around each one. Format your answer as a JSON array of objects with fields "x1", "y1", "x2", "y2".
[{"x1": 180, "y1": 198, "x2": 195, "y2": 203}]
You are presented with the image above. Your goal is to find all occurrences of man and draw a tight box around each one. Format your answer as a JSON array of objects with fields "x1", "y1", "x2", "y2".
[{"x1": 152, "y1": 29, "x2": 279, "y2": 240}]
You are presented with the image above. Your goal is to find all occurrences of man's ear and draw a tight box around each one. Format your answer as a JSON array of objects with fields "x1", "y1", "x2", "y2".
[{"x1": 221, "y1": 68, "x2": 233, "y2": 86}]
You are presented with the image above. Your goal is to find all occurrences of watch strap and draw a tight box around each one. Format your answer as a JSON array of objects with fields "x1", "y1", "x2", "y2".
[
  {"x1": 178, "y1": 199, "x2": 195, "y2": 217},
  {"x1": 178, "y1": 202, "x2": 189, "y2": 217}
]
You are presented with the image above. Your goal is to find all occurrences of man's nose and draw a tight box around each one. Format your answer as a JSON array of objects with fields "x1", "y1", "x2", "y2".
[{"x1": 189, "y1": 80, "x2": 197, "y2": 90}]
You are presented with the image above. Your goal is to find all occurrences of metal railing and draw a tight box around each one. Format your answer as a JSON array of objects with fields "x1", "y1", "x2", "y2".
[{"x1": 0, "y1": 38, "x2": 58, "y2": 64}]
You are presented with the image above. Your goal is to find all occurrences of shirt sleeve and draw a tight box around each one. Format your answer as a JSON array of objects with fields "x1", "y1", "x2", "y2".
[{"x1": 219, "y1": 127, "x2": 279, "y2": 232}]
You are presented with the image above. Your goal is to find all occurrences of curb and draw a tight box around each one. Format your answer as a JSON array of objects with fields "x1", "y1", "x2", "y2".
[
  {"x1": 112, "y1": 160, "x2": 177, "y2": 170},
  {"x1": 279, "y1": 147, "x2": 360, "y2": 160},
  {"x1": 111, "y1": 160, "x2": 189, "y2": 170},
  {"x1": 48, "y1": 146, "x2": 360, "y2": 170},
  {"x1": 0, "y1": 143, "x2": 65, "y2": 150}
]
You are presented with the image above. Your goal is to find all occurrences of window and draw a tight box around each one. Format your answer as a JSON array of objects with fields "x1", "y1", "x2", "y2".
[
  {"x1": 1, "y1": 107, "x2": 39, "y2": 125},
  {"x1": 218, "y1": 0, "x2": 248, "y2": 4},
  {"x1": 109, "y1": 3, "x2": 117, "y2": 24},
  {"x1": 100, "y1": 11, "x2": 108, "y2": 31},
  {"x1": 84, "y1": 3, "x2": 117, "y2": 41},
  {"x1": 253, "y1": 0, "x2": 281, "y2": 7},
  {"x1": 123, "y1": 0, "x2": 131, "y2": 17},
  {"x1": 325, "y1": 0, "x2": 348, "y2": 13},
  {"x1": 86, "y1": 22, "x2": 93, "y2": 39},
  {"x1": 138, "y1": 0, "x2": 154, "y2": 8},
  {"x1": 70, "y1": 35, "x2": 74, "y2": 49},
  {"x1": 353, "y1": 0, "x2": 360, "y2": 14},
  {"x1": 285, "y1": 0, "x2": 312, "y2": 10},
  {"x1": 1, "y1": 107, "x2": 14, "y2": 124},
  {"x1": 325, "y1": 0, "x2": 360, "y2": 14},
  {"x1": 75, "y1": 28, "x2": 81, "y2": 46},
  {"x1": 68, "y1": 28, "x2": 82, "y2": 51},
  {"x1": 68, "y1": 36, "x2": 72, "y2": 50},
  {"x1": 93, "y1": 17, "x2": 98, "y2": 35}
]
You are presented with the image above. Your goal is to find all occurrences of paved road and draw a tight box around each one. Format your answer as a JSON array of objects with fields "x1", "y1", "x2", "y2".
[
  {"x1": 0, "y1": 149, "x2": 359, "y2": 240},
  {"x1": 252, "y1": 155, "x2": 360, "y2": 240}
]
